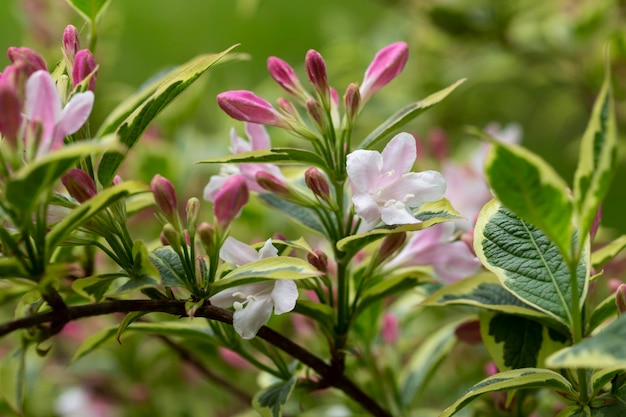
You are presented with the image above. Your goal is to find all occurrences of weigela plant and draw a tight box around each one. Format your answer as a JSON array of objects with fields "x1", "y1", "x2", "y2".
[{"x1": 0, "y1": 2, "x2": 625, "y2": 417}]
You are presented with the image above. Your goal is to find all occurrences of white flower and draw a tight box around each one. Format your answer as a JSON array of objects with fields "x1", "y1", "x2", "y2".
[
  {"x1": 210, "y1": 237, "x2": 298, "y2": 339},
  {"x1": 347, "y1": 132, "x2": 446, "y2": 230}
]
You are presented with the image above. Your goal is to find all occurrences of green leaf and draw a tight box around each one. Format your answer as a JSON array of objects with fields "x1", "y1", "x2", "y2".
[
  {"x1": 474, "y1": 200, "x2": 588, "y2": 329},
  {"x1": 0, "y1": 259, "x2": 28, "y2": 279},
  {"x1": 293, "y1": 300, "x2": 335, "y2": 332},
  {"x1": 258, "y1": 194, "x2": 325, "y2": 235},
  {"x1": 65, "y1": 0, "x2": 109, "y2": 23},
  {"x1": 116, "y1": 312, "x2": 148, "y2": 344},
  {"x1": 546, "y1": 314, "x2": 626, "y2": 369},
  {"x1": 212, "y1": 257, "x2": 321, "y2": 294},
  {"x1": 196, "y1": 148, "x2": 325, "y2": 168},
  {"x1": 71, "y1": 322, "x2": 214, "y2": 364},
  {"x1": 253, "y1": 376, "x2": 297, "y2": 417},
  {"x1": 337, "y1": 198, "x2": 461, "y2": 255},
  {"x1": 45, "y1": 181, "x2": 148, "y2": 253},
  {"x1": 0, "y1": 347, "x2": 26, "y2": 414},
  {"x1": 592, "y1": 235, "x2": 626, "y2": 269},
  {"x1": 482, "y1": 134, "x2": 574, "y2": 259},
  {"x1": 440, "y1": 368, "x2": 574, "y2": 417},
  {"x1": 118, "y1": 240, "x2": 161, "y2": 293},
  {"x1": 400, "y1": 320, "x2": 460, "y2": 408},
  {"x1": 96, "y1": 46, "x2": 238, "y2": 185},
  {"x1": 592, "y1": 367, "x2": 623, "y2": 395},
  {"x1": 71, "y1": 273, "x2": 123, "y2": 302},
  {"x1": 479, "y1": 312, "x2": 569, "y2": 372},
  {"x1": 588, "y1": 294, "x2": 617, "y2": 333},
  {"x1": 149, "y1": 246, "x2": 187, "y2": 287},
  {"x1": 358, "y1": 79, "x2": 466, "y2": 149},
  {"x1": 556, "y1": 406, "x2": 591, "y2": 417},
  {"x1": 573, "y1": 68, "x2": 617, "y2": 246},
  {"x1": 5, "y1": 140, "x2": 122, "y2": 215}
]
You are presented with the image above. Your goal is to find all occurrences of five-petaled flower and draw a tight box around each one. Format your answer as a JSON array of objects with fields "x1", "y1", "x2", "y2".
[
  {"x1": 209, "y1": 237, "x2": 299, "y2": 339},
  {"x1": 347, "y1": 132, "x2": 446, "y2": 230}
]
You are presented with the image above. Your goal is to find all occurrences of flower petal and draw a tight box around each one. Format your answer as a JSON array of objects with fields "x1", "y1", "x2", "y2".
[
  {"x1": 352, "y1": 193, "x2": 381, "y2": 225},
  {"x1": 382, "y1": 170, "x2": 446, "y2": 208},
  {"x1": 219, "y1": 236, "x2": 261, "y2": 266},
  {"x1": 271, "y1": 280, "x2": 298, "y2": 315},
  {"x1": 432, "y1": 241, "x2": 481, "y2": 283},
  {"x1": 381, "y1": 132, "x2": 416, "y2": 176},
  {"x1": 258, "y1": 238, "x2": 278, "y2": 259},
  {"x1": 245, "y1": 122, "x2": 270, "y2": 150},
  {"x1": 380, "y1": 201, "x2": 419, "y2": 225},
  {"x1": 233, "y1": 298, "x2": 274, "y2": 339},
  {"x1": 203, "y1": 175, "x2": 228, "y2": 202},
  {"x1": 24, "y1": 70, "x2": 61, "y2": 144},
  {"x1": 209, "y1": 287, "x2": 243, "y2": 309},
  {"x1": 229, "y1": 127, "x2": 250, "y2": 154},
  {"x1": 55, "y1": 90, "x2": 94, "y2": 138},
  {"x1": 346, "y1": 149, "x2": 382, "y2": 192}
]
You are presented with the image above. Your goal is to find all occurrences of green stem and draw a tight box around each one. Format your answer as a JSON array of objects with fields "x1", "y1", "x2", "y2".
[{"x1": 567, "y1": 256, "x2": 589, "y2": 404}]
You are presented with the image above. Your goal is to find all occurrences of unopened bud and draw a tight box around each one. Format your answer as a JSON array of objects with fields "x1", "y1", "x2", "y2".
[
  {"x1": 616, "y1": 284, "x2": 626, "y2": 316},
  {"x1": 305, "y1": 49, "x2": 329, "y2": 106},
  {"x1": 150, "y1": 174, "x2": 178, "y2": 222},
  {"x1": 7, "y1": 47, "x2": 47, "y2": 75},
  {"x1": 376, "y1": 232, "x2": 407, "y2": 266},
  {"x1": 217, "y1": 90, "x2": 289, "y2": 128},
  {"x1": 62, "y1": 25, "x2": 81, "y2": 66},
  {"x1": 360, "y1": 41, "x2": 408, "y2": 103},
  {"x1": 0, "y1": 81, "x2": 21, "y2": 146},
  {"x1": 186, "y1": 197, "x2": 201, "y2": 234},
  {"x1": 454, "y1": 320, "x2": 482, "y2": 344},
  {"x1": 267, "y1": 57, "x2": 307, "y2": 101},
  {"x1": 255, "y1": 171, "x2": 291, "y2": 196},
  {"x1": 276, "y1": 97, "x2": 299, "y2": 118},
  {"x1": 197, "y1": 222, "x2": 215, "y2": 254},
  {"x1": 305, "y1": 98, "x2": 326, "y2": 133},
  {"x1": 304, "y1": 167, "x2": 331, "y2": 202},
  {"x1": 343, "y1": 83, "x2": 361, "y2": 124},
  {"x1": 162, "y1": 223, "x2": 181, "y2": 250},
  {"x1": 61, "y1": 169, "x2": 98, "y2": 202},
  {"x1": 72, "y1": 49, "x2": 97, "y2": 91},
  {"x1": 307, "y1": 249, "x2": 328, "y2": 273},
  {"x1": 381, "y1": 312, "x2": 400, "y2": 345},
  {"x1": 113, "y1": 175, "x2": 123, "y2": 185},
  {"x1": 213, "y1": 175, "x2": 249, "y2": 228}
]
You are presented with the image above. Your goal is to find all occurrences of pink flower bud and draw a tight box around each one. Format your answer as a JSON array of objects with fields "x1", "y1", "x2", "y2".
[
  {"x1": 113, "y1": 175, "x2": 123, "y2": 185},
  {"x1": 0, "y1": 81, "x2": 21, "y2": 146},
  {"x1": 276, "y1": 97, "x2": 298, "y2": 118},
  {"x1": 150, "y1": 174, "x2": 178, "y2": 222},
  {"x1": 72, "y1": 49, "x2": 97, "y2": 91},
  {"x1": 62, "y1": 25, "x2": 81, "y2": 64},
  {"x1": 305, "y1": 50, "x2": 329, "y2": 104},
  {"x1": 381, "y1": 312, "x2": 400, "y2": 345},
  {"x1": 255, "y1": 171, "x2": 290, "y2": 196},
  {"x1": 616, "y1": 284, "x2": 626, "y2": 316},
  {"x1": 343, "y1": 83, "x2": 361, "y2": 124},
  {"x1": 304, "y1": 167, "x2": 330, "y2": 202},
  {"x1": 377, "y1": 232, "x2": 407, "y2": 264},
  {"x1": 213, "y1": 175, "x2": 249, "y2": 228},
  {"x1": 454, "y1": 320, "x2": 482, "y2": 344},
  {"x1": 307, "y1": 249, "x2": 328, "y2": 273},
  {"x1": 61, "y1": 169, "x2": 98, "y2": 202},
  {"x1": 305, "y1": 98, "x2": 325, "y2": 132},
  {"x1": 217, "y1": 90, "x2": 288, "y2": 128},
  {"x1": 7, "y1": 47, "x2": 47, "y2": 75},
  {"x1": 360, "y1": 42, "x2": 408, "y2": 102},
  {"x1": 267, "y1": 57, "x2": 306, "y2": 100}
]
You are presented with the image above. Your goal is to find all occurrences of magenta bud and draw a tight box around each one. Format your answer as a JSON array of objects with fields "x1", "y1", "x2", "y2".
[
  {"x1": 213, "y1": 175, "x2": 249, "y2": 228},
  {"x1": 304, "y1": 167, "x2": 330, "y2": 201},
  {"x1": 267, "y1": 57, "x2": 306, "y2": 99},
  {"x1": 7, "y1": 47, "x2": 47, "y2": 75},
  {"x1": 304, "y1": 50, "x2": 329, "y2": 104},
  {"x1": 113, "y1": 175, "x2": 123, "y2": 185},
  {"x1": 62, "y1": 25, "x2": 81, "y2": 64},
  {"x1": 616, "y1": 284, "x2": 626, "y2": 316},
  {"x1": 217, "y1": 90, "x2": 288, "y2": 128},
  {"x1": 72, "y1": 49, "x2": 97, "y2": 91},
  {"x1": 360, "y1": 42, "x2": 409, "y2": 102},
  {"x1": 307, "y1": 249, "x2": 328, "y2": 273},
  {"x1": 61, "y1": 169, "x2": 98, "y2": 203},
  {"x1": 276, "y1": 97, "x2": 298, "y2": 118},
  {"x1": 381, "y1": 312, "x2": 400, "y2": 345},
  {"x1": 305, "y1": 98, "x2": 325, "y2": 132},
  {"x1": 150, "y1": 174, "x2": 178, "y2": 222},
  {"x1": 343, "y1": 83, "x2": 361, "y2": 123},
  {"x1": 255, "y1": 171, "x2": 290, "y2": 196},
  {"x1": 377, "y1": 232, "x2": 407, "y2": 265},
  {"x1": 0, "y1": 81, "x2": 21, "y2": 146}
]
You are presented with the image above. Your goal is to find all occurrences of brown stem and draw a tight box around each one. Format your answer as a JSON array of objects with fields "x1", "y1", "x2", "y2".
[{"x1": 0, "y1": 299, "x2": 391, "y2": 417}]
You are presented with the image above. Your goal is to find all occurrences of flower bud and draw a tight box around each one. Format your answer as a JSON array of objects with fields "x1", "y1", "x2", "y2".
[
  {"x1": 255, "y1": 171, "x2": 290, "y2": 196},
  {"x1": 7, "y1": 47, "x2": 47, "y2": 75},
  {"x1": 217, "y1": 90, "x2": 289, "y2": 128},
  {"x1": 305, "y1": 98, "x2": 326, "y2": 133},
  {"x1": 72, "y1": 49, "x2": 97, "y2": 91},
  {"x1": 150, "y1": 174, "x2": 178, "y2": 222},
  {"x1": 276, "y1": 97, "x2": 299, "y2": 118},
  {"x1": 61, "y1": 169, "x2": 98, "y2": 202},
  {"x1": 197, "y1": 222, "x2": 215, "y2": 254},
  {"x1": 186, "y1": 197, "x2": 201, "y2": 234},
  {"x1": 304, "y1": 49, "x2": 329, "y2": 105},
  {"x1": 360, "y1": 42, "x2": 408, "y2": 103},
  {"x1": 62, "y1": 25, "x2": 81, "y2": 66},
  {"x1": 304, "y1": 167, "x2": 330, "y2": 202},
  {"x1": 162, "y1": 223, "x2": 181, "y2": 250},
  {"x1": 343, "y1": 83, "x2": 361, "y2": 125},
  {"x1": 267, "y1": 57, "x2": 307, "y2": 101},
  {"x1": 616, "y1": 284, "x2": 626, "y2": 316},
  {"x1": 381, "y1": 312, "x2": 400, "y2": 345},
  {"x1": 307, "y1": 249, "x2": 328, "y2": 273},
  {"x1": 113, "y1": 175, "x2": 123, "y2": 185},
  {"x1": 454, "y1": 320, "x2": 482, "y2": 344},
  {"x1": 377, "y1": 232, "x2": 407, "y2": 265},
  {"x1": 213, "y1": 175, "x2": 249, "y2": 228},
  {"x1": 0, "y1": 81, "x2": 21, "y2": 146}
]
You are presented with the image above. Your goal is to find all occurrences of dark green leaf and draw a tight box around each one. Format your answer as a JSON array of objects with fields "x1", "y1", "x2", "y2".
[
  {"x1": 354, "y1": 270, "x2": 431, "y2": 316},
  {"x1": 196, "y1": 148, "x2": 325, "y2": 168},
  {"x1": 149, "y1": 246, "x2": 187, "y2": 287},
  {"x1": 253, "y1": 376, "x2": 298, "y2": 417},
  {"x1": 258, "y1": 194, "x2": 325, "y2": 235}
]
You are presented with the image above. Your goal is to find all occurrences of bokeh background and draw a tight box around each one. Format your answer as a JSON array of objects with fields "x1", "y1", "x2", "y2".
[{"x1": 0, "y1": 1, "x2": 625, "y2": 416}]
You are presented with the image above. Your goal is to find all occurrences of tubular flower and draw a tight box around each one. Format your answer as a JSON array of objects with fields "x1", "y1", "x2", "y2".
[
  {"x1": 210, "y1": 237, "x2": 299, "y2": 339},
  {"x1": 347, "y1": 132, "x2": 446, "y2": 230},
  {"x1": 360, "y1": 41, "x2": 409, "y2": 103}
]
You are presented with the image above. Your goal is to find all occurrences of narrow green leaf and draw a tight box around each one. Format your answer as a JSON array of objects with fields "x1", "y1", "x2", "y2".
[
  {"x1": 196, "y1": 148, "x2": 325, "y2": 168},
  {"x1": 588, "y1": 294, "x2": 617, "y2": 333},
  {"x1": 483, "y1": 135, "x2": 574, "y2": 258},
  {"x1": 574, "y1": 68, "x2": 617, "y2": 245},
  {"x1": 440, "y1": 368, "x2": 574, "y2": 417},
  {"x1": 253, "y1": 376, "x2": 298, "y2": 417},
  {"x1": 474, "y1": 200, "x2": 588, "y2": 329},
  {"x1": 556, "y1": 406, "x2": 591, "y2": 417},
  {"x1": 212, "y1": 257, "x2": 321, "y2": 294},
  {"x1": 97, "y1": 46, "x2": 238, "y2": 185},
  {"x1": 337, "y1": 198, "x2": 461, "y2": 255},
  {"x1": 116, "y1": 312, "x2": 149, "y2": 344},
  {"x1": 358, "y1": 79, "x2": 466, "y2": 150},
  {"x1": 258, "y1": 194, "x2": 325, "y2": 235},
  {"x1": 6, "y1": 140, "x2": 122, "y2": 214},
  {"x1": 46, "y1": 181, "x2": 148, "y2": 253},
  {"x1": 117, "y1": 240, "x2": 161, "y2": 293},
  {"x1": 65, "y1": 0, "x2": 109, "y2": 23},
  {"x1": 149, "y1": 246, "x2": 187, "y2": 287},
  {"x1": 547, "y1": 314, "x2": 626, "y2": 369},
  {"x1": 354, "y1": 270, "x2": 431, "y2": 316},
  {"x1": 591, "y1": 235, "x2": 626, "y2": 269},
  {"x1": 592, "y1": 367, "x2": 623, "y2": 395}
]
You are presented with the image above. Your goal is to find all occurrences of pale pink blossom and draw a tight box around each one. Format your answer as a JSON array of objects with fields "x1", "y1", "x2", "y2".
[
  {"x1": 360, "y1": 42, "x2": 409, "y2": 103},
  {"x1": 347, "y1": 132, "x2": 446, "y2": 230}
]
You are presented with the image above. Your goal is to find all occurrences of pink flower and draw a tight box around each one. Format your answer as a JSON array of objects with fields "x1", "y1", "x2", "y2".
[
  {"x1": 211, "y1": 175, "x2": 249, "y2": 229},
  {"x1": 23, "y1": 70, "x2": 94, "y2": 157},
  {"x1": 267, "y1": 56, "x2": 308, "y2": 101},
  {"x1": 150, "y1": 174, "x2": 178, "y2": 222},
  {"x1": 304, "y1": 49, "x2": 329, "y2": 103},
  {"x1": 347, "y1": 132, "x2": 446, "y2": 230},
  {"x1": 384, "y1": 222, "x2": 481, "y2": 283},
  {"x1": 72, "y1": 49, "x2": 97, "y2": 91},
  {"x1": 360, "y1": 42, "x2": 409, "y2": 103},
  {"x1": 217, "y1": 90, "x2": 289, "y2": 128}
]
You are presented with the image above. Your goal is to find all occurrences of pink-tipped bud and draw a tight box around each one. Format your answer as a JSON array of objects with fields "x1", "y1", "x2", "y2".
[
  {"x1": 307, "y1": 249, "x2": 328, "y2": 273},
  {"x1": 0, "y1": 81, "x2": 21, "y2": 146},
  {"x1": 62, "y1": 25, "x2": 81, "y2": 65},
  {"x1": 616, "y1": 284, "x2": 626, "y2": 316},
  {"x1": 197, "y1": 222, "x2": 215, "y2": 253},
  {"x1": 213, "y1": 175, "x2": 249, "y2": 228},
  {"x1": 113, "y1": 175, "x2": 123, "y2": 185},
  {"x1": 378, "y1": 232, "x2": 407, "y2": 264},
  {"x1": 217, "y1": 90, "x2": 288, "y2": 128},
  {"x1": 7, "y1": 47, "x2": 47, "y2": 75},
  {"x1": 343, "y1": 83, "x2": 361, "y2": 124},
  {"x1": 150, "y1": 174, "x2": 178, "y2": 222},
  {"x1": 305, "y1": 98, "x2": 326, "y2": 132},
  {"x1": 255, "y1": 171, "x2": 290, "y2": 196},
  {"x1": 186, "y1": 197, "x2": 201, "y2": 233},
  {"x1": 305, "y1": 50, "x2": 329, "y2": 104},
  {"x1": 360, "y1": 42, "x2": 409, "y2": 102},
  {"x1": 304, "y1": 167, "x2": 330, "y2": 202},
  {"x1": 276, "y1": 97, "x2": 298, "y2": 118},
  {"x1": 72, "y1": 49, "x2": 97, "y2": 91},
  {"x1": 455, "y1": 320, "x2": 482, "y2": 344},
  {"x1": 61, "y1": 169, "x2": 98, "y2": 203},
  {"x1": 267, "y1": 57, "x2": 306, "y2": 100},
  {"x1": 381, "y1": 312, "x2": 400, "y2": 345}
]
